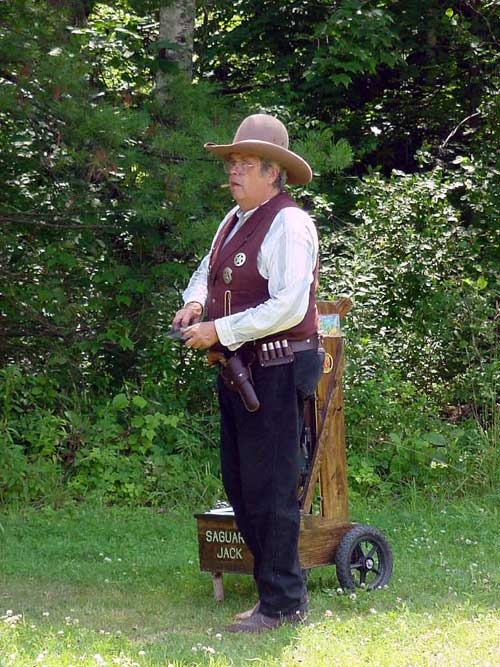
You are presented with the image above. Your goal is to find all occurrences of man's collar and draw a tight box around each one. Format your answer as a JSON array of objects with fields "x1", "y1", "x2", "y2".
[{"x1": 236, "y1": 198, "x2": 271, "y2": 223}]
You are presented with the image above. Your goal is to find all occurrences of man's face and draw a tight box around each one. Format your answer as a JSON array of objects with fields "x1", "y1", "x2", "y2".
[{"x1": 226, "y1": 153, "x2": 279, "y2": 212}]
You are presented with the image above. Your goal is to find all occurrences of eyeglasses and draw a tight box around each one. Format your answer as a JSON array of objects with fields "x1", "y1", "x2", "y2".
[{"x1": 223, "y1": 160, "x2": 257, "y2": 175}]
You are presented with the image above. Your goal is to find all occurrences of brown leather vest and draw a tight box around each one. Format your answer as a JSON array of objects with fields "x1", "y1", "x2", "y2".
[{"x1": 206, "y1": 192, "x2": 318, "y2": 348}]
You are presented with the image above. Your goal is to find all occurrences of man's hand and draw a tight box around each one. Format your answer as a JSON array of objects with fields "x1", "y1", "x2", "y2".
[
  {"x1": 172, "y1": 302, "x2": 203, "y2": 330},
  {"x1": 183, "y1": 322, "x2": 219, "y2": 350}
]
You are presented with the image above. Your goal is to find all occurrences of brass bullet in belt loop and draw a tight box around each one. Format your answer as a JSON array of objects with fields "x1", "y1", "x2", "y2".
[
  {"x1": 268, "y1": 342, "x2": 277, "y2": 359},
  {"x1": 261, "y1": 343, "x2": 270, "y2": 361},
  {"x1": 282, "y1": 339, "x2": 291, "y2": 357},
  {"x1": 275, "y1": 340, "x2": 284, "y2": 357}
]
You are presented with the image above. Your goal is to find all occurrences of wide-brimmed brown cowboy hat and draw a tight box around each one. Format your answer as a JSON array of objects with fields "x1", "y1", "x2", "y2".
[{"x1": 204, "y1": 114, "x2": 312, "y2": 185}]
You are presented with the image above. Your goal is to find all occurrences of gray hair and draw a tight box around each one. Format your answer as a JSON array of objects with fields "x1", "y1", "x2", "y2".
[{"x1": 260, "y1": 159, "x2": 287, "y2": 190}]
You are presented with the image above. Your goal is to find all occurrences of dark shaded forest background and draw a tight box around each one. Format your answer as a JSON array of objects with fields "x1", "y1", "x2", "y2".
[{"x1": 0, "y1": 0, "x2": 498, "y2": 507}]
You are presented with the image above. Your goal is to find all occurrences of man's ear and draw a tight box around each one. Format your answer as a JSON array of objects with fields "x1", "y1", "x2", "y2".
[{"x1": 269, "y1": 165, "x2": 279, "y2": 184}]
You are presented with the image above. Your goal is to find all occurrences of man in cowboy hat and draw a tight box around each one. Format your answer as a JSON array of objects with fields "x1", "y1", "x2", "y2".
[{"x1": 172, "y1": 114, "x2": 323, "y2": 633}]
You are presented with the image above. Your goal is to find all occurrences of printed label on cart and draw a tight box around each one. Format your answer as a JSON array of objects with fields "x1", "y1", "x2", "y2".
[
  {"x1": 216, "y1": 546, "x2": 243, "y2": 560},
  {"x1": 205, "y1": 530, "x2": 245, "y2": 544}
]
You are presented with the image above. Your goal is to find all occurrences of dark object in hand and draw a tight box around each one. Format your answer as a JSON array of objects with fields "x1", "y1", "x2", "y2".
[
  {"x1": 166, "y1": 327, "x2": 185, "y2": 341},
  {"x1": 221, "y1": 354, "x2": 260, "y2": 412}
]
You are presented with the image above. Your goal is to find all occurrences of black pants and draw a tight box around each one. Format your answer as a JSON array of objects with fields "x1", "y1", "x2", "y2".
[{"x1": 218, "y1": 348, "x2": 324, "y2": 617}]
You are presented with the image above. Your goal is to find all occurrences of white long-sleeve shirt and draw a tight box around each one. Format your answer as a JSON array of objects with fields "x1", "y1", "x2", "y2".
[{"x1": 183, "y1": 201, "x2": 318, "y2": 351}]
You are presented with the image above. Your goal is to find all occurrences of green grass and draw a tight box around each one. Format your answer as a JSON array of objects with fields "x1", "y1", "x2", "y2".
[{"x1": 1, "y1": 493, "x2": 499, "y2": 666}]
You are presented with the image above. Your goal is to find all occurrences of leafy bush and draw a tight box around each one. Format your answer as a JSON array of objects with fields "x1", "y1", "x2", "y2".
[
  {"x1": 321, "y1": 163, "x2": 497, "y2": 395},
  {"x1": 0, "y1": 364, "x2": 222, "y2": 507},
  {"x1": 345, "y1": 368, "x2": 499, "y2": 498},
  {"x1": 320, "y1": 161, "x2": 498, "y2": 496}
]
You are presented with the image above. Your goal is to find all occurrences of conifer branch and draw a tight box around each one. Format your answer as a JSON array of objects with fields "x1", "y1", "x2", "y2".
[{"x1": 0, "y1": 214, "x2": 121, "y2": 232}]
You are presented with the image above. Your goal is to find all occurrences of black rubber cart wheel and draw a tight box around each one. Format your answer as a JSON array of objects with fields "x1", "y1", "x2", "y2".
[{"x1": 335, "y1": 524, "x2": 393, "y2": 590}]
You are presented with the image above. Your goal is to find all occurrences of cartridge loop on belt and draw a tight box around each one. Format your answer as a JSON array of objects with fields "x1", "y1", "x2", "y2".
[{"x1": 256, "y1": 334, "x2": 320, "y2": 367}]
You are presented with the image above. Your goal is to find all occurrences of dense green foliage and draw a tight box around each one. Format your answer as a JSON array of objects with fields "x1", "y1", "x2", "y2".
[
  {"x1": 0, "y1": 0, "x2": 498, "y2": 507},
  {"x1": 322, "y1": 164, "x2": 499, "y2": 496},
  {"x1": 197, "y1": 0, "x2": 500, "y2": 172}
]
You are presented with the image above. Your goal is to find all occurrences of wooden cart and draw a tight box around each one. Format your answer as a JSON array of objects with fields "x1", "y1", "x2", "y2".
[{"x1": 195, "y1": 300, "x2": 393, "y2": 601}]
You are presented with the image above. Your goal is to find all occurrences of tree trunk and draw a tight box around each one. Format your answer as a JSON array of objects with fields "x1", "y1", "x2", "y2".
[{"x1": 156, "y1": 0, "x2": 195, "y2": 101}]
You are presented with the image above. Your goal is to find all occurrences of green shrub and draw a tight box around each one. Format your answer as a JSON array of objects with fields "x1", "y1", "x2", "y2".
[
  {"x1": 0, "y1": 365, "x2": 222, "y2": 508},
  {"x1": 321, "y1": 163, "x2": 498, "y2": 495}
]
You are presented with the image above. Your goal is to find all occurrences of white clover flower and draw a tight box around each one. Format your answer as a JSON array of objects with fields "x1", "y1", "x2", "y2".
[
  {"x1": 94, "y1": 655, "x2": 106, "y2": 666},
  {"x1": 4, "y1": 613, "x2": 22, "y2": 626},
  {"x1": 324, "y1": 609, "x2": 333, "y2": 617},
  {"x1": 349, "y1": 592, "x2": 357, "y2": 600},
  {"x1": 336, "y1": 587, "x2": 343, "y2": 595}
]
